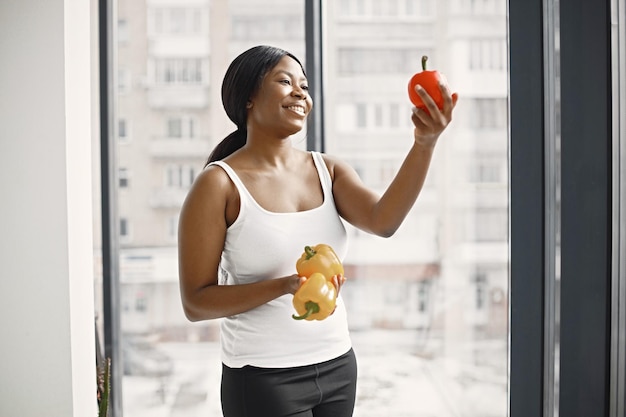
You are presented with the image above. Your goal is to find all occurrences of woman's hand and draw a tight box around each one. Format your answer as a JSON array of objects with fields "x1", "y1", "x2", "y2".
[
  {"x1": 411, "y1": 82, "x2": 458, "y2": 148},
  {"x1": 286, "y1": 274, "x2": 346, "y2": 295},
  {"x1": 330, "y1": 274, "x2": 347, "y2": 294},
  {"x1": 285, "y1": 274, "x2": 307, "y2": 295}
]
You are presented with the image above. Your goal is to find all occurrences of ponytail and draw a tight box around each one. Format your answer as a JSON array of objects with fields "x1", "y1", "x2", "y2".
[{"x1": 205, "y1": 128, "x2": 247, "y2": 166}]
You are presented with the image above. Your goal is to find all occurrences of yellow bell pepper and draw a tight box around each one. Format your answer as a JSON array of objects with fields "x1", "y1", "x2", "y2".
[
  {"x1": 296, "y1": 244, "x2": 344, "y2": 279},
  {"x1": 292, "y1": 272, "x2": 337, "y2": 321}
]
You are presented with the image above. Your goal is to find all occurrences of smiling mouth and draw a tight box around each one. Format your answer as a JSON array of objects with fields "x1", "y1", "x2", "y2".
[{"x1": 285, "y1": 105, "x2": 306, "y2": 116}]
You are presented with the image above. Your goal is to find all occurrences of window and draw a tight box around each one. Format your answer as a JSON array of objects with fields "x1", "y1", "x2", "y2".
[
  {"x1": 471, "y1": 98, "x2": 508, "y2": 129},
  {"x1": 469, "y1": 157, "x2": 506, "y2": 183},
  {"x1": 337, "y1": 0, "x2": 434, "y2": 18},
  {"x1": 117, "y1": 68, "x2": 131, "y2": 94},
  {"x1": 338, "y1": 48, "x2": 429, "y2": 74},
  {"x1": 118, "y1": 19, "x2": 128, "y2": 43},
  {"x1": 325, "y1": 1, "x2": 509, "y2": 415},
  {"x1": 148, "y1": 8, "x2": 205, "y2": 36},
  {"x1": 168, "y1": 215, "x2": 179, "y2": 240},
  {"x1": 166, "y1": 116, "x2": 195, "y2": 138},
  {"x1": 469, "y1": 39, "x2": 507, "y2": 71},
  {"x1": 117, "y1": 118, "x2": 129, "y2": 141},
  {"x1": 153, "y1": 58, "x2": 205, "y2": 85},
  {"x1": 232, "y1": 16, "x2": 303, "y2": 39},
  {"x1": 90, "y1": 1, "x2": 626, "y2": 416},
  {"x1": 166, "y1": 118, "x2": 182, "y2": 138},
  {"x1": 118, "y1": 168, "x2": 129, "y2": 188},
  {"x1": 119, "y1": 218, "x2": 131, "y2": 242},
  {"x1": 106, "y1": 1, "x2": 511, "y2": 416},
  {"x1": 166, "y1": 164, "x2": 196, "y2": 188}
]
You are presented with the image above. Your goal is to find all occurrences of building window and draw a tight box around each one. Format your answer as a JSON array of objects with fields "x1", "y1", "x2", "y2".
[
  {"x1": 168, "y1": 215, "x2": 179, "y2": 240},
  {"x1": 153, "y1": 58, "x2": 205, "y2": 85},
  {"x1": 474, "y1": 273, "x2": 488, "y2": 310},
  {"x1": 469, "y1": 158, "x2": 505, "y2": 183},
  {"x1": 118, "y1": 119, "x2": 129, "y2": 141},
  {"x1": 120, "y1": 217, "x2": 131, "y2": 241},
  {"x1": 167, "y1": 118, "x2": 182, "y2": 138},
  {"x1": 119, "y1": 168, "x2": 129, "y2": 188},
  {"x1": 417, "y1": 281, "x2": 430, "y2": 313},
  {"x1": 338, "y1": 48, "x2": 429, "y2": 74},
  {"x1": 166, "y1": 164, "x2": 196, "y2": 188},
  {"x1": 356, "y1": 103, "x2": 367, "y2": 128},
  {"x1": 231, "y1": 16, "x2": 302, "y2": 39},
  {"x1": 337, "y1": 0, "x2": 433, "y2": 18},
  {"x1": 118, "y1": 19, "x2": 129, "y2": 43},
  {"x1": 469, "y1": 39, "x2": 507, "y2": 71},
  {"x1": 118, "y1": 68, "x2": 132, "y2": 94},
  {"x1": 470, "y1": 98, "x2": 508, "y2": 129},
  {"x1": 135, "y1": 292, "x2": 147, "y2": 312},
  {"x1": 471, "y1": 208, "x2": 508, "y2": 242},
  {"x1": 166, "y1": 116, "x2": 195, "y2": 138},
  {"x1": 374, "y1": 104, "x2": 384, "y2": 127},
  {"x1": 148, "y1": 7, "x2": 205, "y2": 36}
]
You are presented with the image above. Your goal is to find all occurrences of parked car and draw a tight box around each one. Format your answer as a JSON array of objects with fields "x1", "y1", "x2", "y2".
[{"x1": 122, "y1": 336, "x2": 174, "y2": 378}]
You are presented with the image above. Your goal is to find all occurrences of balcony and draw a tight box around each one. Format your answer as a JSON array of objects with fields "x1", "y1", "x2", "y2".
[
  {"x1": 147, "y1": 84, "x2": 209, "y2": 108},
  {"x1": 149, "y1": 137, "x2": 211, "y2": 158},
  {"x1": 149, "y1": 187, "x2": 189, "y2": 208}
]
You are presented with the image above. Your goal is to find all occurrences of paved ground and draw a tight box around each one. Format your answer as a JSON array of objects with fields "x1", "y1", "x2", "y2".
[{"x1": 122, "y1": 330, "x2": 507, "y2": 417}]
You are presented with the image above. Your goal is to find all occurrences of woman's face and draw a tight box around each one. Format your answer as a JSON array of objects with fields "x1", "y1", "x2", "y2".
[{"x1": 247, "y1": 56, "x2": 313, "y2": 137}]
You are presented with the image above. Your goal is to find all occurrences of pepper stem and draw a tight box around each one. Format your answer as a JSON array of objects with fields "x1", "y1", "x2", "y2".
[
  {"x1": 421, "y1": 55, "x2": 428, "y2": 71},
  {"x1": 304, "y1": 246, "x2": 316, "y2": 260},
  {"x1": 292, "y1": 301, "x2": 320, "y2": 320}
]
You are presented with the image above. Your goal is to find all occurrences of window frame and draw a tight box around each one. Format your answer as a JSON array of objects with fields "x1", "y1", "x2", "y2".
[{"x1": 98, "y1": 0, "x2": 625, "y2": 416}]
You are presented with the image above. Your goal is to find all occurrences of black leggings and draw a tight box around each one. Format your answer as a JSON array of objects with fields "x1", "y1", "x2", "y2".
[{"x1": 221, "y1": 349, "x2": 357, "y2": 417}]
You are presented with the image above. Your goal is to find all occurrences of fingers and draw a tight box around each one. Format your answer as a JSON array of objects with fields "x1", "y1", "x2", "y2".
[
  {"x1": 412, "y1": 83, "x2": 456, "y2": 126},
  {"x1": 289, "y1": 274, "x2": 307, "y2": 294},
  {"x1": 331, "y1": 274, "x2": 347, "y2": 293},
  {"x1": 414, "y1": 84, "x2": 438, "y2": 113}
]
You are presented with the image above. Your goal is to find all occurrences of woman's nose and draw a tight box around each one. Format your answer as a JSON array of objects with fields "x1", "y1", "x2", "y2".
[{"x1": 292, "y1": 87, "x2": 307, "y2": 99}]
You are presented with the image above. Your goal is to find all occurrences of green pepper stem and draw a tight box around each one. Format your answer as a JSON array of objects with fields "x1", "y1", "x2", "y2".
[
  {"x1": 304, "y1": 246, "x2": 316, "y2": 260},
  {"x1": 421, "y1": 55, "x2": 428, "y2": 71},
  {"x1": 292, "y1": 301, "x2": 320, "y2": 320}
]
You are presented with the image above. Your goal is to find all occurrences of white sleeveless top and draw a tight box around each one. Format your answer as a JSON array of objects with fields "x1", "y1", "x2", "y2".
[{"x1": 209, "y1": 151, "x2": 352, "y2": 368}]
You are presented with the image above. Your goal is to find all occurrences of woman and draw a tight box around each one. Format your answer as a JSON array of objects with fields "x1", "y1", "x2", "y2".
[{"x1": 178, "y1": 45, "x2": 457, "y2": 417}]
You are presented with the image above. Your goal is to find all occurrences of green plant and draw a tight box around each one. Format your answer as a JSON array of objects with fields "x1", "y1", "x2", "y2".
[{"x1": 97, "y1": 357, "x2": 111, "y2": 417}]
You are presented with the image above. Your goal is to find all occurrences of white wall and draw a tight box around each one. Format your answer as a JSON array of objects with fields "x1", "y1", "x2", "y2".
[{"x1": 0, "y1": 0, "x2": 97, "y2": 416}]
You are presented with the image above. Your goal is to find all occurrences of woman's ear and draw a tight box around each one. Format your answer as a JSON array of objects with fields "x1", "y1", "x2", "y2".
[{"x1": 246, "y1": 101, "x2": 253, "y2": 109}]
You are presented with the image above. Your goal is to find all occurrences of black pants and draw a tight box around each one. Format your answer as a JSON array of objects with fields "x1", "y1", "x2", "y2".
[{"x1": 221, "y1": 348, "x2": 357, "y2": 417}]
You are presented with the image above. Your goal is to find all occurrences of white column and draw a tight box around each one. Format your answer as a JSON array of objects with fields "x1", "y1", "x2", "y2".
[{"x1": 0, "y1": 0, "x2": 97, "y2": 416}]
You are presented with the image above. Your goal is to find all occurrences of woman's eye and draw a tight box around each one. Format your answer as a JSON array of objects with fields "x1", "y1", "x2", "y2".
[
  {"x1": 280, "y1": 79, "x2": 291, "y2": 85},
  {"x1": 301, "y1": 85, "x2": 309, "y2": 91}
]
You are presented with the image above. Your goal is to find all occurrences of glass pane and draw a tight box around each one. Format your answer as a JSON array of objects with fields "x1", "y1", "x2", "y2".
[
  {"x1": 324, "y1": 1, "x2": 509, "y2": 416},
  {"x1": 112, "y1": 1, "x2": 509, "y2": 416},
  {"x1": 114, "y1": 1, "x2": 306, "y2": 415}
]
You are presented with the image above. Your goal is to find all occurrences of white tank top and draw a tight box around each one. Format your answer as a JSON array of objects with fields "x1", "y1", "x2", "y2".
[{"x1": 209, "y1": 151, "x2": 352, "y2": 368}]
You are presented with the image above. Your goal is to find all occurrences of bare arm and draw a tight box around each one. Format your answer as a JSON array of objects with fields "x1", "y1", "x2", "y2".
[
  {"x1": 177, "y1": 166, "x2": 302, "y2": 322},
  {"x1": 331, "y1": 82, "x2": 458, "y2": 237}
]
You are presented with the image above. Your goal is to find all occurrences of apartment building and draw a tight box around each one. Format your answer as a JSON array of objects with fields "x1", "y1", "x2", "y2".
[{"x1": 111, "y1": 0, "x2": 508, "y2": 346}]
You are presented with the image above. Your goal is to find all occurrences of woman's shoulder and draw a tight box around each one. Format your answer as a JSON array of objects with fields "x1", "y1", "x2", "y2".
[
  {"x1": 198, "y1": 162, "x2": 233, "y2": 185},
  {"x1": 185, "y1": 163, "x2": 237, "y2": 204},
  {"x1": 317, "y1": 152, "x2": 352, "y2": 181}
]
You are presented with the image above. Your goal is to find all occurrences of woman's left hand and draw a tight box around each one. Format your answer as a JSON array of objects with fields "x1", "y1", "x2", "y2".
[
  {"x1": 330, "y1": 274, "x2": 347, "y2": 294},
  {"x1": 411, "y1": 82, "x2": 458, "y2": 148}
]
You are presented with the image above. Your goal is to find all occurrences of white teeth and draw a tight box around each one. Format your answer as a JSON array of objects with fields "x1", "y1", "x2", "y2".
[{"x1": 287, "y1": 105, "x2": 305, "y2": 115}]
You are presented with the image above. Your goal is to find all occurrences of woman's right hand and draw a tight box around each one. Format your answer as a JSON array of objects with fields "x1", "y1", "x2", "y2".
[
  {"x1": 286, "y1": 274, "x2": 307, "y2": 295},
  {"x1": 287, "y1": 274, "x2": 346, "y2": 295}
]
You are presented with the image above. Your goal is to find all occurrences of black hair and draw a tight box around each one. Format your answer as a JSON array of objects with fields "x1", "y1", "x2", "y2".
[{"x1": 205, "y1": 45, "x2": 306, "y2": 165}]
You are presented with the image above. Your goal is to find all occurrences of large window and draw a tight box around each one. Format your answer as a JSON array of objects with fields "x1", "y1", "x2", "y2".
[
  {"x1": 324, "y1": 2, "x2": 508, "y2": 415},
  {"x1": 99, "y1": 1, "x2": 510, "y2": 416},
  {"x1": 94, "y1": 1, "x2": 626, "y2": 417}
]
